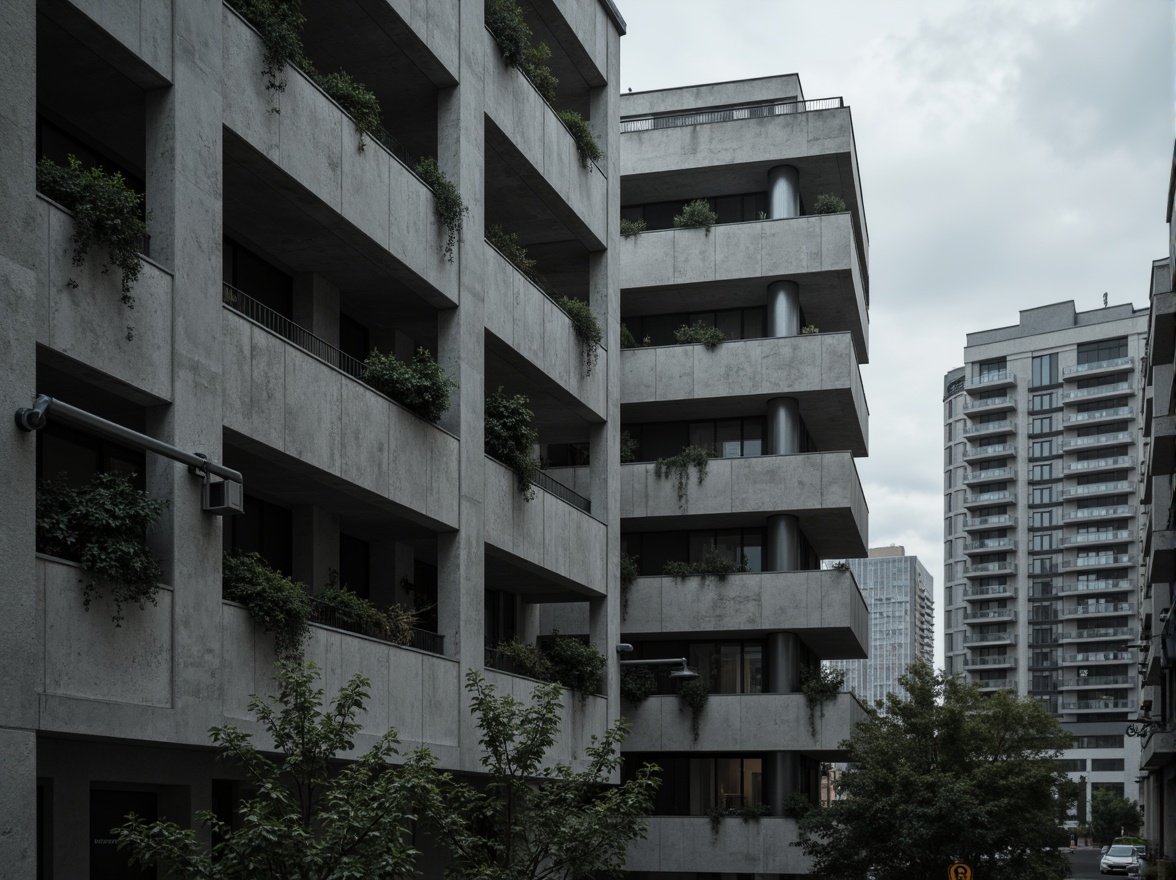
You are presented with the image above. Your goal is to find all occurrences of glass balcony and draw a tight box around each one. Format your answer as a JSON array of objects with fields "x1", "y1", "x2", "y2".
[
  {"x1": 1063, "y1": 456, "x2": 1134, "y2": 474},
  {"x1": 963, "y1": 584, "x2": 1016, "y2": 601},
  {"x1": 963, "y1": 654, "x2": 1016, "y2": 669},
  {"x1": 1058, "y1": 626, "x2": 1135, "y2": 642},
  {"x1": 1060, "y1": 432, "x2": 1134, "y2": 451},
  {"x1": 963, "y1": 397, "x2": 1015, "y2": 415},
  {"x1": 1061, "y1": 357, "x2": 1134, "y2": 379},
  {"x1": 975, "y1": 678, "x2": 1016, "y2": 690},
  {"x1": 1062, "y1": 381, "x2": 1132, "y2": 402},
  {"x1": 1060, "y1": 601, "x2": 1133, "y2": 619},
  {"x1": 963, "y1": 490, "x2": 1015, "y2": 508},
  {"x1": 1061, "y1": 650, "x2": 1134, "y2": 664},
  {"x1": 963, "y1": 443, "x2": 1016, "y2": 462},
  {"x1": 963, "y1": 631, "x2": 1017, "y2": 646},
  {"x1": 1062, "y1": 406, "x2": 1134, "y2": 426},
  {"x1": 1060, "y1": 674, "x2": 1131, "y2": 689},
  {"x1": 963, "y1": 467, "x2": 1015, "y2": 485},
  {"x1": 1061, "y1": 698, "x2": 1135, "y2": 712},
  {"x1": 1062, "y1": 554, "x2": 1133, "y2": 569},
  {"x1": 965, "y1": 370, "x2": 1016, "y2": 391},
  {"x1": 963, "y1": 608, "x2": 1016, "y2": 623},
  {"x1": 1062, "y1": 505, "x2": 1134, "y2": 523},
  {"x1": 963, "y1": 514, "x2": 1015, "y2": 531},
  {"x1": 1061, "y1": 481, "x2": 1134, "y2": 498},
  {"x1": 1060, "y1": 530, "x2": 1132, "y2": 546},
  {"x1": 962, "y1": 538, "x2": 1015, "y2": 555},
  {"x1": 963, "y1": 560, "x2": 1016, "y2": 577},
  {"x1": 1055, "y1": 579, "x2": 1133, "y2": 596},
  {"x1": 963, "y1": 420, "x2": 1015, "y2": 437}
]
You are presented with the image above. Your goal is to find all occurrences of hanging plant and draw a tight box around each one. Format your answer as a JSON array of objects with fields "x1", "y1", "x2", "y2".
[
  {"x1": 677, "y1": 678, "x2": 709, "y2": 741},
  {"x1": 414, "y1": 157, "x2": 467, "y2": 263},
  {"x1": 222, "y1": 550, "x2": 312, "y2": 659},
  {"x1": 231, "y1": 0, "x2": 306, "y2": 94},
  {"x1": 362, "y1": 346, "x2": 457, "y2": 422},
  {"x1": 620, "y1": 666, "x2": 657, "y2": 703},
  {"x1": 620, "y1": 550, "x2": 639, "y2": 618},
  {"x1": 673, "y1": 321, "x2": 726, "y2": 351},
  {"x1": 557, "y1": 295, "x2": 602, "y2": 376},
  {"x1": 36, "y1": 473, "x2": 166, "y2": 625},
  {"x1": 662, "y1": 550, "x2": 748, "y2": 583},
  {"x1": 557, "y1": 110, "x2": 601, "y2": 169},
  {"x1": 707, "y1": 803, "x2": 772, "y2": 836},
  {"x1": 486, "y1": 386, "x2": 540, "y2": 498},
  {"x1": 36, "y1": 155, "x2": 148, "y2": 341},
  {"x1": 800, "y1": 664, "x2": 846, "y2": 737},
  {"x1": 314, "y1": 69, "x2": 387, "y2": 151},
  {"x1": 654, "y1": 445, "x2": 712, "y2": 507}
]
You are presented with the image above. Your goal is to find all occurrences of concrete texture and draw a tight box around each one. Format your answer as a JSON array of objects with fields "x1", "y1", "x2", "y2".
[{"x1": 624, "y1": 815, "x2": 811, "y2": 875}]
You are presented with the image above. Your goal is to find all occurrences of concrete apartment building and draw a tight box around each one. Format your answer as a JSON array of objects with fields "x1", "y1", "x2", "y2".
[
  {"x1": 943, "y1": 301, "x2": 1148, "y2": 825},
  {"x1": 603, "y1": 75, "x2": 873, "y2": 879},
  {"x1": 829, "y1": 547, "x2": 934, "y2": 708},
  {"x1": 0, "y1": 0, "x2": 629, "y2": 876},
  {"x1": 1136, "y1": 160, "x2": 1176, "y2": 864}
]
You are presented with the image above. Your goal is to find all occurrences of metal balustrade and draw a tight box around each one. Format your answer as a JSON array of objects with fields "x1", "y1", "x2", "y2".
[{"x1": 620, "y1": 97, "x2": 844, "y2": 133}]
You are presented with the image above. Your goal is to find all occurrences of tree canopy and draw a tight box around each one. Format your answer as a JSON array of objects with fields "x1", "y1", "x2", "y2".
[
  {"x1": 1090, "y1": 786, "x2": 1142, "y2": 845},
  {"x1": 795, "y1": 662, "x2": 1074, "y2": 880}
]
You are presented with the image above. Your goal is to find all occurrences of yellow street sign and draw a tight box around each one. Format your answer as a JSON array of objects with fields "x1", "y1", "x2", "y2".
[{"x1": 949, "y1": 864, "x2": 972, "y2": 880}]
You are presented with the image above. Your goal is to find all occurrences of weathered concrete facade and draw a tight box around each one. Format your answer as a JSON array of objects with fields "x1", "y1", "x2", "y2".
[
  {"x1": 612, "y1": 76, "x2": 871, "y2": 879},
  {"x1": 0, "y1": 0, "x2": 624, "y2": 875}
]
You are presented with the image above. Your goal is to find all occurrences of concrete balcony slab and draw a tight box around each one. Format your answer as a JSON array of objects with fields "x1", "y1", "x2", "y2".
[
  {"x1": 623, "y1": 569, "x2": 867, "y2": 660},
  {"x1": 624, "y1": 816, "x2": 810, "y2": 876},
  {"x1": 620, "y1": 331, "x2": 867, "y2": 454}
]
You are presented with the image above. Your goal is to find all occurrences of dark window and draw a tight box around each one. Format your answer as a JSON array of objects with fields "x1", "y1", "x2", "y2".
[
  {"x1": 484, "y1": 589, "x2": 516, "y2": 647},
  {"x1": 1091, "y1": 758, "x2": 1125, "y2": 771},
  {"x1": 339, "y1": 314, "x2": 370, "y2": 363},
  {"x1": 622, "y1": 192, "x2": 768, "y2": 231},
  {"x1": 226, "y1": 493, "x2": 293, "y2": 576},
  {"x1": 223, "y1": 236, "x2": 293, "y2": 318},
  {"x1": 339, "y1": 533, "x2": 370, "y2": 599},
  {"x1": 1031, "y1": 353, "x2": 1059, "y2": 387},
  {"x1": 624, "y1": 306, "x2": 768, "y2": 346},
  {"x1": 1077, "y1": 337, "x2": 1127, "y2": 364},
  {"x1": 91, "y1": 790, "x2": 157, "y2": 879}
]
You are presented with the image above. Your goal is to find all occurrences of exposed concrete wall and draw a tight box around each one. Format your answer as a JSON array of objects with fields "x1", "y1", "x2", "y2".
[
  {"x1": 621, "y1": 75, "x2": 804, "y2": 117},
  {"x1": 625, "y1": 815, "x2": 811, "y2": 875}
]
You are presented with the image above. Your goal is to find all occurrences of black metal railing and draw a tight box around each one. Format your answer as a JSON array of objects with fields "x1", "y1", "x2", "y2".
[
  {"x1": 307, "y1": 598, "x2": 445, "y2": 656},
  {"x1": 620, "y1": 97, "x2": 844, "y2": 133},
  {"x1": 484, "y1": 646, "x2": 527, "y2": 676},
  {"x1": 223, "y1": 284, "x2": 365, "y2": 380},
  {"x1": 410, "y1": 627, "x2": 445, "y2": 655},
  {"x1": 533, "y1": 469, "x2": 591, "y2": 514}
]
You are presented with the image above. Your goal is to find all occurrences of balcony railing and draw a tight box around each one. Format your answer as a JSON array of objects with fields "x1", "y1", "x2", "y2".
[
  {"x1": 964, "y1": 490, "x2": 1014, "y2": 506},
  {"x1": 1062, "y1": 357, "x2": 1133, "y2": 377},
  {"x1": 965, "y1": 370, "x2": 1015, "y2": 390},
  {"x1": 964, "y1": 561, "x2": 1016, "y2": 576},
  {"x1": 620, "y1": 96, "x2": 844, "y2": 133},
  {"x1": 964, "y1": 632, "x2": 1017, "y2": 645},
  {"x1": 963, "y1": 584, "x2": 1016, "y2": 600},
  {"x1": 532, "y1": 470, "x2": 592, "y2": 514},
  {"x1": 964, "y1": 467, "x2": 1015, "y2": 483},
  {"x1": 1063, "y1": 505, "x2": 1134, "y2": 522},
  {"x1": 976, "y1": 678, "x2": 1016, "y2": 689},
  {"x1": 964, "y1": 514, "x2": 1015, "y2": 530},
  {"x1": 963, "y1": 538, "x2": 1015, "y2": 553},
  {"x1": 1061, "y1": 675, "x2": 1131, "y2": 688},
  {"x1": 1062, "y1": 554, "x2": 1133, "y2": 569},
  {"x1": 1056, "y1": 579, "x2": 1133, "y2": 595},
  {"x1": 1062, "y1": 407, "x2": 1134, "y2": 425},
  {"x1": 1061, "y1": 481, "x2": 1134, "y2": 498},
  {"x1": 1062, "y1": 381, "x2": 1132, "y2": 401},
  {"x1": 963, "y1": 420, "x2": 1015, "y2": 436},
  {"x1": 1061, "y1": 699, "x2": 1136, "y2": 711},
  {"x1": 1062, "y1": 651, "x2": 1134, "y2": 664},
  {"x1": 1060, "y1": 626, "x2": 1135, "y2": 641},
  {"x1": 1063, "y1": 602, "x2": 1134, "y2": 617},
  {"x1": 1060, "y1": 530, "x2": 1132, "y2": 546},
  {"x1": 1063, "y1": 456, "x2": 1134, "y2": 473},
  {"x1": 964, "y1": 609, "x2": 1016, "y2": 622},
  {"x1": 963, "y1": 397, "x2": 1014, "y2": 413},
  {"x1": 308, "y1": 599, "x2": 445, "y2": 656},
  {"x1": 1061, "y1": 432, "x2": 1134, "y2": 451},
  {"x1": 963, "y1": 655, "x2": 1015, "y2": 668},
  {"x1": 963, "y1": 443, "x2": 1015, "y2": 460}
]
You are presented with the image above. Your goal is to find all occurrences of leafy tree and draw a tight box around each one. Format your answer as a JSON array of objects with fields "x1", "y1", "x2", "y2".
[
  {"x1": 1090, "y1": 785, "x2": 1142, "y2": 845},
  {"x1": 796, "y1": 662, "x2": 1074, "y2": 880},
  {"x1": 435, "y1": 670, "x2": 659, "y2": 880},
  {"x1": 116, "y1": 661, "x2": 438, "y2": 879}
]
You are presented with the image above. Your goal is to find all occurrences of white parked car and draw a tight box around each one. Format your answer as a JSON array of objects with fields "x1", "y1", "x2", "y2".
[{"x1": 1100, "y1": 844, "x2": 1141, "y2": 875}]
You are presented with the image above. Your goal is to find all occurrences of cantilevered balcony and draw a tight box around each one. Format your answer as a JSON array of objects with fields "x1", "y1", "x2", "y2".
[
  {"x1": 1055, "y1": 579, "x2": 1133, "y2": 597},
  {"x1": 963, "y1": 608, "x2": 1016, "y2": 624},
  {"x1": 1062, "y1": 456, "x2": 1134, "y2": 475},
  {"x1": 1061, "y1": 480, "x2": 1135, "y2": 499},
  {"x1": 976, "y1": 679, "x2": 1016, "y2": 691},
  {"x1": 962, "y1": 514, "x2": 1015, "y2": 532},
  {"x1": 963, "y1": 631, "x2": 1016, "y2": 647},
  {"x1": 1060, "y1": 432, "x2": 1134, "y2": 452},
  {"x1": 962, "y1": 584, "x2": 1016, "y2": 601},
  {"x1": 1061, "y1": 698, "x2": 1136, "y2": 713},
  {"x1": 1061, "y1": 554, "x2": 1133, "y2": 569},
  {"x1": 964, "y1": 371, "x2": 1015, "y2": 392},
  {"x1": 1059, "y1": 674, "x2": 1132, "y2": 689},
  {"x1": 1062, "y1": 505, "x2": 1134, "y2": 524},
  {"x1": 962, "y1": 420, "x2": 1015, "y2": 438},
  {"x1": 1062, "y1": 406, "x2": 1135, "y2": 427},
  {"x1": 963, "y1": 467, "x2": 1015, "y2": 486},
  {"x1": 1062, "y1": 381, "x2": 1133, "y2": 403},
  {"x1": 1058, "y1": 626, "x2": 1135, "y2": 643},
  {"x1": 962, "y1": 490, "x2": 1014, "y2": 509},
  {"x1": 1061, "y1": 358, "x2": 1134, "y2": 381},
  {"x1": 963, "y1": 654, "x2": 1015, "y2": 670},
  {"x1": 1061, "y1": 650, "x2": 1135, "y2": 665},
  {"x1": 962, "y1": 396, "x2": 1015, "y2": 416},
  {"x1": 962, "y1": 443, "x2": 1016, "y2": 463},
  {"x1": 962, "y1": 537, "x2": 1015, "y2": 555},
  {"x1": 1060, "y1": 530, "x2": 1132, "y2": 547},
  {"x1": 621, "y1": 569, "x2": 868, "y2": 659},
  {"x1": 1060, "y1": 601, "x2": 1134, "y2": 620},
  {"x1": 625, "y1": 816, "x2": 809, "y2": 876}
]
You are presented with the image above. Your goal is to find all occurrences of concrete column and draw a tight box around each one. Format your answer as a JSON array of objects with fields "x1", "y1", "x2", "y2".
[
  {"x1": 766, "y1": 280, "x2": 800, "y2": 337},
  {"x1": 767, "y1": 632, "x2": 801, "y2": 694},
  {"x1": 766, "y1": 396, "x2": 801, "y2": 455},
  {"x1": 292, "y1": 273, "x2": 340, "y2": 347},
  {"x1": 766, "y1": 514, "x2": 800, "y2": 572},
  {"x1": 764, "y1": 751, "x2": 796, "y2": 816},
  {"x1": 0, "y1": 1, "x2": 39, "y2": 876},
  {"x1": 291, "y1": 505, "x2": 340, "y2": 593},
  {"x1": 768, "y1": 165, "x2": 800, "y2": 220},
  {"x1": 142, "y1": 0, "x2": 225, "y2": 746}
]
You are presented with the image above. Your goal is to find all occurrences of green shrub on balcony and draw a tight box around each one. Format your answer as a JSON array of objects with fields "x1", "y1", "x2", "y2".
[
  {"x1": 557, "y1": 110, "x2": 601, "y2": 168},
  {"x1": 414, "y1": 157, "x2": 468, "y2": 263},
  {"x1": 222, "y1": 550, "x2": 312, "y2": 658},
  {"x1": 800, "y1": 664, "x2": 846, "y2": 737},
  {"x1": 522, "y1": 43, "x2": 558, "y2": 104},
  {"x1": 677, "y1": 677, "x2": 709, "y2": 741},
  {"x1": 619, "y1": 430, "x2": 639, "y2": 463},
  {"x1": 557, "y1": 295, "x2": 602, "y2": 376},
  {"x1": 662, "y1": 550, "x2": 748, "y2": 583},
  {"x1": 315, "y1": 572, "x2": 416, "y2": 646},
  {"x1": 486, "y1": 387, "x2": 540, "y2": 499},
  {"x1": 486, "y1": 223, "x2": 542, "y2": 285},
  {"x1": 36, "y1": 472, "x2": 166, "y2": 625},
  {"x1": 672, "y1": 199, "x2": 717, "y2": 234},
  {"x1": 708, "y1": 802, "x2": 772, "y2": 835},
  {"x1": 620, "y1": 217, "x2": 647, "y2": 238},
  {"x1": 801, "y1": 324, "x2": 820, "y2": 335},
  {"x1": 782, "y1": 791, "x2": 815, "y2": 820},
  {"x1": 812, "y1": 193, "x2": 846, "y2": 214},
  {"x1": 620, "y1": 323, "x2": 638, "y2": 349},
  {"x1": 544, "y1": 631, "x2": 606, "y2": 697},
  {"x1": 314, "y1": 69, "x2": 387, "y2": 151},
  {"x1": 362, "y1": 347, "x2": 457, "y2": 423},
  {"x1": 485, "y1": 0, "x2": 559, "y2": 105},
  {"x1": 654, "y1": 445, "x2": 712, "y2": 507},
  {"x1": 620, "y1": 665, "x2": 657, "y2": 703},
  {"x1": 36, "y1": 155, "x2": 148, "y2": 340},
  {"x1": 673, "y1": 321, "x2": 726, "y2": 351}
]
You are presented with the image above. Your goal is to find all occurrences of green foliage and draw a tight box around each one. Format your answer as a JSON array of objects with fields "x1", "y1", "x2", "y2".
[
  {"x1": 812, "y1": 193, "x2": 847, "y2": 214},
  {"x1": 222, "y1": 550, "x2": 312, "y2": 658},
  {"x1": 486, "y1": 223, "x2": 540, "y2": 281},
  {"x1": 662, "y1": 550, "x2": 748, "y2": 583},
  {"x1": 557, "y1": 295, "x2": 602, "y2": 376},
  {"x1": 496, "y1": 637, "x2": 553, "y2": 681},
  {"x1": 620, "y1": 550, "x2": 639, "y2": 618},
  {"x1": 619, "y1": 323, "x2": 638, "y2": 349},
  {"x1": 316, "y1": 572, "x2": 415, "y2": 646},
  {"x1": 116, "y1": 660, "x2": 438, "y2": 879},
  {"x1": 435, "y1": 671, "x2": 660, "y2": 880},
  {"x1": 673, "y1": 321, "x2": 726, "y2": 350},
  {"x1": 362, "y1": 346, "x2": 456, "y2": 423},
  {"x1": 231, "y1": 0, "x2": 306, "y2": 93},
  {"x1": 544, "y1": 631, "x2": 606, "y2": 697},
  {"x1": 620, "y1": 666, "x2": 658, "y2": 703},
  {"x1": 672, "y1": 199, "x2": 717, "y2": 234},
  {"x1": 557, "y1": 110, "x2": 601, "y2": 169},
  {"x1": 795, "y1": 662, "x2": 1076, "y2": 880},
  {"x1": 36, "y1": 155, "x2": 148, "y2": 339},
  {"x1": 801, "y1": 324, "x2": 820, "y2": 334},
  {"x1": 800, "y1": 664, "x2": 846, "y2": 737},
  {"x1": 315, "y1": 69, "x2": 386, "y2": 151},
  {"x1": 523, "y1": 43, "x2": 559, "y2": 104},
  {"x1": 35, "y1": 473, "x2": 165, "y2": 625},
  {"x1": 484, "y1": 0, "x2": 531, "y2": 67},
  {"x1": 414, "y1": 156, "x2": 467, "y2": 263},
  {"x1": 620, "y1": 429, "x2": 639, "y2": 463},
  {"x1": 676, "y1": 677, "x2": 709, "y2": 741},
  {"x1": 654, "y1": 445, "x2": 712, "y2": 507},
  {"x1": 708, "y1": 802, "x2": 771, "y2": 835},
  {"x1": 620, "y1": 217, "x2": 647, "y2": 238},
  {"x1": 486, "y1": 386, "x2": 541, "y2": 499},
  {"x1": 782, "y1": 791, "x2": 815, "y2": 821},
  {"x1": 1091, "y1": 786, "x2": 1143, "y2": 845}
]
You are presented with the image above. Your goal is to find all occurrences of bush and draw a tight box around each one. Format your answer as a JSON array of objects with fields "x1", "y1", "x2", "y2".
[
  {"x1": 620, "y1": 429, "x2": 638, "y2": 463},
  {"x1": 486, "y1": 223, "x2": 540, "y2": 282},
  {"x1": 620, "y1": 550, "x2": 639, "y2": 617},
  {"x1": 36, "y1": 155, "x2": 148, "y2": 340},
  {"x1": 414, "y1": 156, "x2": 467, "y2": 263},
  {"x1": 674, "y1": 321, "x2": 726, "y2": 351},
  {"x1": 486, "y1": 387, "x2": 540, "y2": 498},
  {"x1": 36, "y1": 473, "x2": 166, "y2": 625},
  {"x1": 782, "y1": 791, "x2": 815, "y2": 820},
  {"x1": 654, "y1": 445, "x2": 712, "y2": 507},
  {"x1": 232, "y1": 0, "x2": 307, "y2": 93},
  {"x1": 812, "y1": 193, "x2": 846, "y2": 214},
  {"x1": 545, "y1": 631, "x2": 606, "y2": 696},
  {"x1": 557, "y1": 295, "x2": 602, "y2": 376},
  {"x1": 663, "y1": 550, "x2": 748, "y2": 583},
  {"x1": 677, "y1": 678, "x2": 709, "y2": 741},
  {"x1": 314, "y1": 69, "x2": 385, "y2": 151},
  {"x1": 315, "y1": 573, "x2": 415, "y2": 645},
  {"x1": 620, "y1": 217, "x2": 646, "y2": 238},
  {"x1": 484, "y1": 0, "x2": 531, "y2": 67},
  {"x1": 362, "y1": 346, "x2": 456, "y2": 422},
  {"x1": 620, "y1": 323, "x2": 638, "y2": 349},
  {"x1": 557, "y1": 110, "x2": 601, "y2": 168},
  {"x1": 672, "y1": 199, "x2": 717, "y2": 234},
  {"x1": 222, "y1": 551, "x2": 312, "y2": 658},
  {"x1": 708, "y1": 802, "x2": 772, "y2": 835},
  {"x1": 801, "y1": 324, "x2": 820, "y2": 335},
  {"x1": 522, "y1": 42, "x2": 558, "y2": 104},
  {"x1": 620, "y1": 666, "x2": 657, "y2": 703},
  {"x1": 496, "y1": 637, "x2": 553, "y2": 680},
  {"x1": 800, "y1": 664, "x2": 846, "y2": 736}
]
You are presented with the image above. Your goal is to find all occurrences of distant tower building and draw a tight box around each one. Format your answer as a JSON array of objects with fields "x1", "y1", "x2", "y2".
[{"x1": 829, "y1": 548, "x2": 934, "y2": 706}]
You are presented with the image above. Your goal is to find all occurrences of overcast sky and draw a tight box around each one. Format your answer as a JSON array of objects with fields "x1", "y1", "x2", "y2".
[{"x1": 617, "y1": 0, "x2": 1174, "y2": 662}]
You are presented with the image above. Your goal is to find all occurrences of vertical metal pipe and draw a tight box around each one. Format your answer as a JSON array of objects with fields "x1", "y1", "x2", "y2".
[
  {"x1": 768, "y1": 165, "x2": 800, "y2": 219},
  {"x1": 766, "y1": 397, "x2": 801, "y2": 456},
  {"x1": 766, "y1": 280, "x2": 801, "y2": 338},
  {"x1": 766, "y1": 514, "x2": 800, "y2": 572}
]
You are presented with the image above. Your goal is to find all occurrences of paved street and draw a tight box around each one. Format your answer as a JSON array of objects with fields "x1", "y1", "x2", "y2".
[{"x1": 1066, "y1": 846, "x2": 1106, "y2": 879}]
